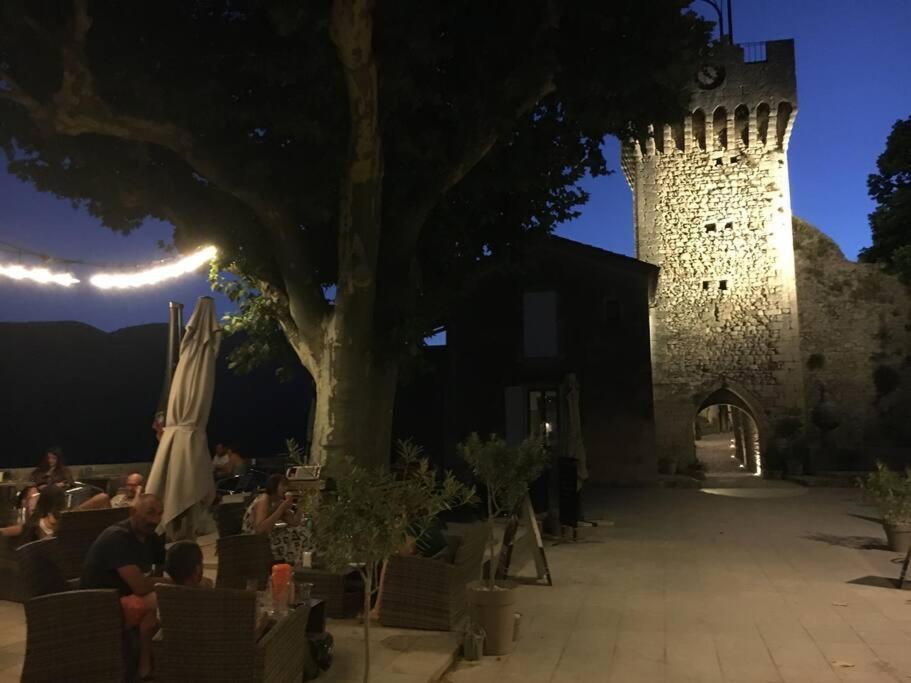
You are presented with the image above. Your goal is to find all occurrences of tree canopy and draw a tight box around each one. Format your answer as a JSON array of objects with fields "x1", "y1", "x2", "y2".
[
  {"x1": 1, "y1": 0, "x2": 711, "y2": 465},
  {"x1": 861, "y1": 115, "x2": 911, "y2": 283}
]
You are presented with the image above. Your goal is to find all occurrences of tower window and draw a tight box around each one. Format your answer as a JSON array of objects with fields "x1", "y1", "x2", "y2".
[
  {"x1": 705, "y1": 223, "x2": 716, "y2": 233},
  {"x1": 730, "y1": 156, "x2": 739, "y2": 164},
  {"x1": 714, "y1": 157, "x2": 723, "y2": 166},
  {"x1": 719, "y1": 280, "x2": 728, "y2": 291},
  {"x1": 724, "y1": 222, "x2": 733, "y2": 230},
  {"x1": 702, "y1": 281, "x2": 710, "y2": 291}
]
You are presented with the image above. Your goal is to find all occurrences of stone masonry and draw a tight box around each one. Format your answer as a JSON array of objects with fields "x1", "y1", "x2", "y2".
[
  {"x1": 622, "y1": 40, "x2": 805, "y2": 467},
  {"x1": 794, "y1": 216, "x2": 911, "y2": 461}
]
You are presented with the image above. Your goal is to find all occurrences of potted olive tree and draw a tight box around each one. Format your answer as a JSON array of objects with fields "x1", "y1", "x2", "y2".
[
  {"x1": 860, "y1": 462, "x2": 911, "y2": 553},
  {"x1": 314, "y1": 440, "x2": 474, "y2": 683},
  {"x1": 459, "y1": 433, "x2": 548, "y2": 656}
]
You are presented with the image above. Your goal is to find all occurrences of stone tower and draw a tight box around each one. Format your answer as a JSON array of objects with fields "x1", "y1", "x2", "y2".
[{"x1": 622, "y1": 40, "x2": 805, "y2": 469}]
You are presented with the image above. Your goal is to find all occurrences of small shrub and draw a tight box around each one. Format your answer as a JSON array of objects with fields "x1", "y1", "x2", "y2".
[{"x1": 859, "y1": 462, "x2": 911, "y2": 525}]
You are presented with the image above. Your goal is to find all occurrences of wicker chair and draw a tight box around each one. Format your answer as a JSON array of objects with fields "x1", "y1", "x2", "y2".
[
  {"x1": 16, "y1": 537, "x2": 70, "y2": 599},
  {"x1": 156, "y1": 584, "x2": 311, "y2": 683},
  {"x1": 56, "y1": 506, "x2": 130, "y2": 579},
  {"x1": 379, "y1": 523, "x2": 487, "y2": 631},
  {"x1": 216, "y1": 533, "x2": 273, "y2": 590},
  {"x1": 22, "y1": 589, "x2": 124, "y2": 683},
  {"x1": 216, "y1": 501, "x2": 247, "y2": 537},
  {"x1": 0, "y1": 534, "x2": 25, "y2": 602}
]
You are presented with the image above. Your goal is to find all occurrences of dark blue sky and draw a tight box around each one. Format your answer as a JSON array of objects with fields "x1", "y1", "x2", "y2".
[{"x1": 1, "y1": 0, "x2": 909, "y2": 331}]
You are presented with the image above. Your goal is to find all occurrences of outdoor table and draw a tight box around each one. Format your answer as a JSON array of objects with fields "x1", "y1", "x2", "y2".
[{"x1": 293, "y1": 567, "x2": 362, "y2": 618}]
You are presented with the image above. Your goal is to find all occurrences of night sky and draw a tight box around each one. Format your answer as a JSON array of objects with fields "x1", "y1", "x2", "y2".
[{"x1": 1, "y1": 0, "x2": 909, "y2": 332}]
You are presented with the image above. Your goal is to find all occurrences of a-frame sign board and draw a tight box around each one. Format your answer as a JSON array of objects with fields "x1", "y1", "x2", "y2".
[
  {"x1": 496, "y1": 494, "x2": 552, "y2": 586},
  {"x1": 898, "y1": 547, "x2": 911, "y2": 590}
]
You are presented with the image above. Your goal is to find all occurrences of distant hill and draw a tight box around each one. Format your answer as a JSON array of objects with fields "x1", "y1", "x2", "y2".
[{"x1": 0, "y1": 321, "x2": 313, "y2": 468}]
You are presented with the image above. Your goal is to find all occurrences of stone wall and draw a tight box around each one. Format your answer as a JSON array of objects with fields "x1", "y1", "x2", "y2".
[
  {"x1": 622, "y1": 40, "x2": 805, "y2": 464},
  {"x1": 794, "y1": 217, "x2": 911, "y2": 463}
]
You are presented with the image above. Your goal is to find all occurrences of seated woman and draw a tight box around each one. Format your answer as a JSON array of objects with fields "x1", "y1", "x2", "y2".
[
  {"x1": 0, "y1": 485, "x2": 67, "y2": 545},
  {"x1": 20, "y1": 447, "x2": 74, "y2": 517},
  {"x1": 241, "y1": 474, "x2": 311, "y2": 562}
]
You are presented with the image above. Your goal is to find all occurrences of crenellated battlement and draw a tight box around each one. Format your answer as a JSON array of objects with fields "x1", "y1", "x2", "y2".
[{"x1": 625, "y1": 39, "x2": 798, "y2": 161}]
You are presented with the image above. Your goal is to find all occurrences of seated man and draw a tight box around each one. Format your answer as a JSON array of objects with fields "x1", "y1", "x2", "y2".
[
  {"x1": 111, "y1": 472, "x2": 144, "y2": 508},
  {"x1": 164, "y1": 540, "x2": 212, "y2": 588},
  {"x1": 80, "y1": 493, "x2": 167, "y2": 680}
]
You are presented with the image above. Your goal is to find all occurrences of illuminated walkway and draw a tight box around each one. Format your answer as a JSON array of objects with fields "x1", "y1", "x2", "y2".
[{"x1": 445, "y1": 486, "x2": 911, "y2": 683}]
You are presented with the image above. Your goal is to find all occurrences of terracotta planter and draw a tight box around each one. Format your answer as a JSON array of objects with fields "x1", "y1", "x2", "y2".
[
  {"x1": 466, "y1": 580, "x2": 518, "y2": 655},
  {"x1": 884, "y1": 522, "x2": 911, "y2": 553}
]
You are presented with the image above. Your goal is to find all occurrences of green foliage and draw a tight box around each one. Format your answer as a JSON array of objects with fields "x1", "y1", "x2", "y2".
[
  {"x1": 209, "y1": 262, "x2": 300, "y2": 382},
  {"x1": 459, "y1": 433, "x2": 549, "y2": 520},
  {"x1": 283, "y1": 437, "x2": 305, "y2": 467},
  {"x1": 314, "y1": 439, "x2": 476, "y2": 573},
  {"x1": 860, "y1": 116, "x2": 911, "y2": 284},
  {"x1": 859, "y1": 462, "x2": 911, "y2": 524},
  {"x1": 459, "y1": 433, "x2": 548, "y2": 589}
]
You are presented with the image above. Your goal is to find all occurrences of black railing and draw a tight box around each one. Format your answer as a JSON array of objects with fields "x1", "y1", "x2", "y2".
[{"x1": 740, "y1": 41, "x2": 767, "y2": 64}]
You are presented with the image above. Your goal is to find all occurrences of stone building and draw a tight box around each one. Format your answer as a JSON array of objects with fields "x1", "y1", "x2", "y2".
[{"x1": 622, "y1": 40, "x2": 805, "y2": 471}]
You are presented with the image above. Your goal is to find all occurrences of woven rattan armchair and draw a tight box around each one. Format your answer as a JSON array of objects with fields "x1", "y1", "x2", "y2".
[
  {"x1": 379, "y1": 522, "x2": 488, "y2": 631},
  {"x1": 156, "y1": 584, "x2": 312, "y2": 683},
  {"x1": 22, "y1": 588, "x2": 124, "y2": 683},
  {"x1": 16, "y1": 537, "x2": 70, "y2": 599},
  {"x1": 56, "y1": 506, "x2": 130, "y2": 579},
  {"x1": 0, "y1": 534, "x2": 24, "y2": 602},
  {"x1": 216, "y1": 500, "x2": 247, "y2": 537},
  {"x1": 216, "y1": 533, "x2": 273, "y2": 590}
]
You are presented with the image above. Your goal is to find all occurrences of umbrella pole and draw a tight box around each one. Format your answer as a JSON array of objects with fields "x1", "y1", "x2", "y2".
[{"x1": 156, "y1": 301, "x2": 185, "y2": 419}]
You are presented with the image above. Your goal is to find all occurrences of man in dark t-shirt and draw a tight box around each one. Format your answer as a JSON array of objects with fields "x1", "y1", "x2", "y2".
[
  {"x1": 81, "y1": 493, "x2": 167, "y2": 679},
  {"x1": 81, "y1": 516, "x2": 165, "y2": 595}
]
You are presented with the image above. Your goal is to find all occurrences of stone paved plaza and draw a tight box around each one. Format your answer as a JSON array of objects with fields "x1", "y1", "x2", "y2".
[{"x1": 446, "y1": 485, "x2": 911, "y2": 683}]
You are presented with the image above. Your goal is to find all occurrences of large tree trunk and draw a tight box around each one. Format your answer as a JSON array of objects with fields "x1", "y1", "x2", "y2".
[{"x1": 307, "y1": 317, "x2": 399, "y2": 470}]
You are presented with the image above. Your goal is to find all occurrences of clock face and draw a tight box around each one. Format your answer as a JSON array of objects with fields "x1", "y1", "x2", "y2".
[{"x1": 696, "y1": 64, "x2": 725, "y2": 90}]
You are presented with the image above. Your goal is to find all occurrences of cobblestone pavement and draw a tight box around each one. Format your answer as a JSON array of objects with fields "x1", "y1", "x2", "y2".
[{"x1": 445, "y1": 485, "x2": 911, "y2": 683}]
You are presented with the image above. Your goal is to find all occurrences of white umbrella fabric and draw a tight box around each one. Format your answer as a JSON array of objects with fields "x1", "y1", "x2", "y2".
[{"x1": 146, "y1": 296, "x2": 221, "y2": 537}]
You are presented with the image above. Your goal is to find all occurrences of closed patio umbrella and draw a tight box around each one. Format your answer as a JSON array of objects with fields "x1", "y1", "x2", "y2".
[{"x1": 146, "y1": 296, "x2": 221, "y2": 538}]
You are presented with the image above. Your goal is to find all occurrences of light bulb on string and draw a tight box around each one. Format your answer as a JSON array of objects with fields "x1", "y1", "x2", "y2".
[
  {"x1": 0, "y1": 262, "x2": 80, "y2": 287},
  {"x1": 89, "y1": 246, "x2": 217, "y2": 290}
]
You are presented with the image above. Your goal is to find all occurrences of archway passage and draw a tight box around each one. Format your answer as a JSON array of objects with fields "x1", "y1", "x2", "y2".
[{"x1": 693, "y1": 390, "x2": 763, "y2": 477}]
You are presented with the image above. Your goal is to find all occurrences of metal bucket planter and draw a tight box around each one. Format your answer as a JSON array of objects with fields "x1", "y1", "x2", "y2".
[
  {"x1": 466, "y1": 581, "x2": 518, "y2": 655},
  {"x1": 884, "y1": 522, "x2": 911, "y2": 553}
]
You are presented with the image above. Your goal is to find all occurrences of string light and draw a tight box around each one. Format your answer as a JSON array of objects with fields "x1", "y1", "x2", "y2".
[
  {"x1": 89, "y1": 246, "x2": 218, "y2": 290},
  {"x1": 0, "y1": 263, "x2": 80, "y2": 287}
]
